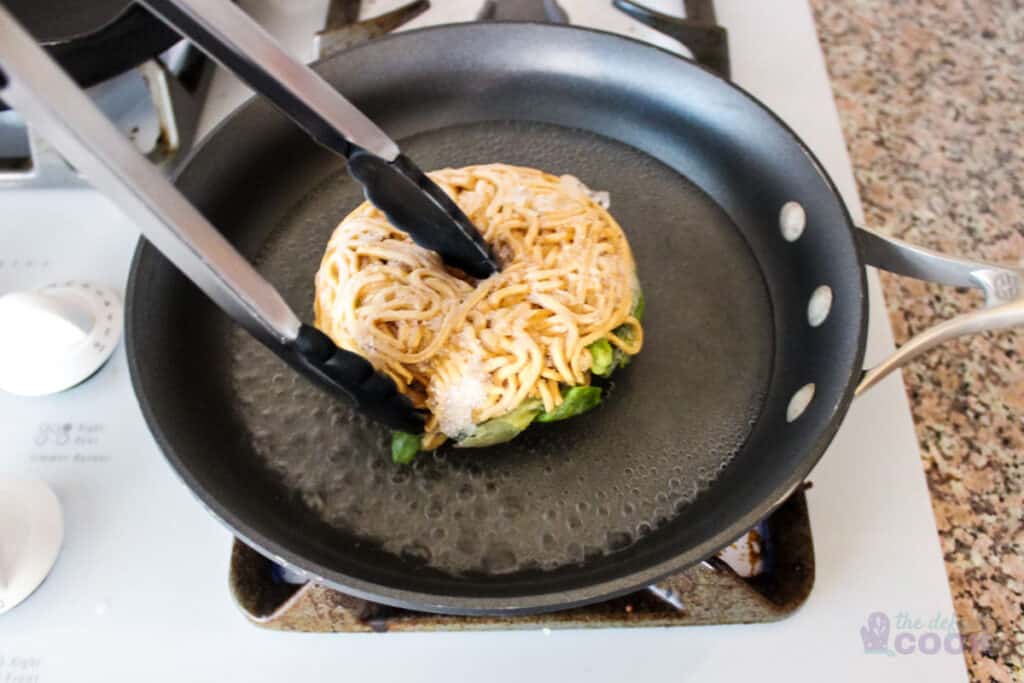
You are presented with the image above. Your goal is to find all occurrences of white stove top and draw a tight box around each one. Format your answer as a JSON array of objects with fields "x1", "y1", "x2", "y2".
[{"x1": 0, "y1": 2, "x2": 967, "y2": 681}]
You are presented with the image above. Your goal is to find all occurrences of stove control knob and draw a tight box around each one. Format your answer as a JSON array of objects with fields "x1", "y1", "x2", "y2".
[
  {"x1": 0, "y1": 282, "x2": 123, "y2": 396},
  {"x1": 0, "y1": 478, "x2": 63, "y2": 615}
]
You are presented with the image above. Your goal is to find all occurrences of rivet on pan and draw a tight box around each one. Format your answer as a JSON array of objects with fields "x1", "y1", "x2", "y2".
[
  {"x1": 779, "y1": 202, "x2": 806, "y2": 242},
  {"x1": 807, "y1": 285, "x2": 833, "y2": 327},
  {"x1": 787, "y1": 383, "x2": 815, "y2": 423}
]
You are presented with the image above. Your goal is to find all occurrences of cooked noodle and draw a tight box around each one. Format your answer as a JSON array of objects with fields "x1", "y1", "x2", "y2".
[{"x1": 314, "y1": 163, "x2": 643, "y2": 448}]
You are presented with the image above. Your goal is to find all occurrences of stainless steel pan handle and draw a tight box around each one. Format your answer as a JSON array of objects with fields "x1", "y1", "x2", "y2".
[{"x1": 855, "y1": 227, "x2": 1024, "y2": 395}]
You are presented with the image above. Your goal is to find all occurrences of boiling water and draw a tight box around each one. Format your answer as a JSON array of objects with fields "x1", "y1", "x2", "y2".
[{"x1": 228, "y1": 121, "x2": 772, "y2": 575}]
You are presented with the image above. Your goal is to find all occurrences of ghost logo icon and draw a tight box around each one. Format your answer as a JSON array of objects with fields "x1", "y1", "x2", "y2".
[{"x1": 861, "y1": 612, "x2": 894, "y2": 655}]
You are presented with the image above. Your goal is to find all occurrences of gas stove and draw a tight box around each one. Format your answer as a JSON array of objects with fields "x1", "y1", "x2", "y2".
[
  {"x1": 0, "y1": 2, "x2": 968, "y2": 681},
  {"x1": 0, "y1": 41, "x2": 207, "y2": 186}
]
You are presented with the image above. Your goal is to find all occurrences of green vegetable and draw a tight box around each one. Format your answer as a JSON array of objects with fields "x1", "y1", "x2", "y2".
[
  {"x1": 455, "y1": 399, "x2": 543, "y2": 448},
  {"x1": 537, "y1": 385, "x2": 602, "y2": 423},
  {"x1": 612, "y1": 323, "x2": 638, "y2": 368},
  {"x1": 633, "y1": 288, "x2": 645, "y2": 323},
  {"x1": 391, "y1": 431, "x2": 421, "y2": 464},
  {"x1": 588, "y1": 338, "x2": 615, "y2": 377}
]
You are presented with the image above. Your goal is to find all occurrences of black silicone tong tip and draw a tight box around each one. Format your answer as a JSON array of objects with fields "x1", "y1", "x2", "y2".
[
  {"x1": 290, "y1": 325, "x2": 426, "y2": 433},
  {"x1": 347, "y1": 150, "x2": 499, "y2": 279}
]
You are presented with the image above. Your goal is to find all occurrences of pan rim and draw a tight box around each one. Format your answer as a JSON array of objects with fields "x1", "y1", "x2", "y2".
[{"x1": 125, "y1": 21, "x2": 868, "y2": 615}]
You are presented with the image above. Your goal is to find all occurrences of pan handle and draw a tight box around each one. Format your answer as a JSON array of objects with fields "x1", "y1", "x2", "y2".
[{"x1": 854, "y1": 227, "x2": 1024, "y2": 395}]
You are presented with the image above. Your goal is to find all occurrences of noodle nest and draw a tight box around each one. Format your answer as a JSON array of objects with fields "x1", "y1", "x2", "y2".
[{"x1": 314, "y1": 163, "x2": 643, "y2": 448}]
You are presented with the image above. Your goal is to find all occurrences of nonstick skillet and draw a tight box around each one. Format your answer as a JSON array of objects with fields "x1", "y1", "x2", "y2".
[{"x1": 87, "y1": 23, "x2": 1024, "y2": 613}]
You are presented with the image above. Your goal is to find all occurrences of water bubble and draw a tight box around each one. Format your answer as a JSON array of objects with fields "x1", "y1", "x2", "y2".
[
  {"x1": 456, "y1": 531, "x2": 479, "y2": 555},
  {"x1": 567, "y1": 543, "x2": 584, "y2": 563},
  {"x1": 425, "y1": 499, "x2": 444, "y2": 519},
  {"x1": 481, "y1": 544, "x2": 517, "y2": 573},
  {"x1": 401, "y1": 543, "x2": 432, "y2": 564},
  {"x1": 500, "y1": 497, "x2": 523, "y2": 518},
  {"x1": 606, "y1": 531, "x2": 633, "y2": 551}
]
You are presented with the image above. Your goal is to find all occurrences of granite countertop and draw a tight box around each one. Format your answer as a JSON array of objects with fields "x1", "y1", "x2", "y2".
[{"x1": 810, "y1": 1, "x2": 1024, "y2": 680}]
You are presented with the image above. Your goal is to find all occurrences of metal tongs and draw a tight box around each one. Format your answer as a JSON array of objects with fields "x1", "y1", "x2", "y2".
[{"x1": 0, "y1": 1, "x2": 504, "y2": 431}]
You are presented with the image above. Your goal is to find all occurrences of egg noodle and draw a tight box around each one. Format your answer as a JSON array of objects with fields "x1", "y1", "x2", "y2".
[{"x1": 314, "y1": 163, "x2": 643, "y2": 449}]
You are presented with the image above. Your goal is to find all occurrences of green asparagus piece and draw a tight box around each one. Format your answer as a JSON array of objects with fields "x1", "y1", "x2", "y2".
[
  {"x1": 455, "y1": 399, "x2": 543, "y2": 448},
  {"x1": 391, "y1": 431, "x2": 421, "y2": 464},
  {"x1": 588, "y1": 338, "x2": 615, "y2": 377},
  {"x1": 537, "y1": 385, "x2": 602, "y2": 422}
]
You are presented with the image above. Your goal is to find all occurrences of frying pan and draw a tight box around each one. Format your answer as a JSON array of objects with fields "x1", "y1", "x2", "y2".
[
  {"x1": 118, "y1": 23, "x2": 1022, "y2": 614},
  {"x1": 4, "y1": 0, "x2": 179, "y2": 89}
]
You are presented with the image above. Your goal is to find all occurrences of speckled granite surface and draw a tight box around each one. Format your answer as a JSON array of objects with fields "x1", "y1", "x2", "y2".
[{"x1": 809, "y1": 1, "x2": 1024, "y2": 680}]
